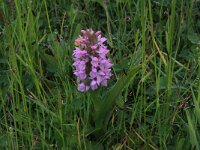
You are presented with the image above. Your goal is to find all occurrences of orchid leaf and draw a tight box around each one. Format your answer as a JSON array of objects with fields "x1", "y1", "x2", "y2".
[{"x1": 95, "y1": 65, "x2": 141, "y2": 129}]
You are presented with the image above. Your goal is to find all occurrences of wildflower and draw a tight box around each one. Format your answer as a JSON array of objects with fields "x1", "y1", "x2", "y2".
[{"x1": 73, "y1": 29, "x2": 113, "y2": 92}]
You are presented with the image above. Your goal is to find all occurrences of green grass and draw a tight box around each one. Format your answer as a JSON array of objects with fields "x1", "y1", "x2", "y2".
[{"x1": 0, "y1": 0, "x2": 200, "y2": 149}]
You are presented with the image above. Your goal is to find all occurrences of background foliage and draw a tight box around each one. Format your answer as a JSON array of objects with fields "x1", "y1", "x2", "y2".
[{"x1": 0, "y1": 0, "x2": 200, "y2": 149}]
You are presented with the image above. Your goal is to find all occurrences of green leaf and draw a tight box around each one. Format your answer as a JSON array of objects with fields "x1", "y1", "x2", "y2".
[
  {"x1": 40, "y1": 52, "x2": 56, "y2": 64},
  {"x1": 115, "y1": 95, "x2": 125, "y2": 108},
  {"x1": 72, "y1": 23, "x2": 82, "y2": 40},
  {"x1": 187, "y1": 33, "x2": 200, "y2": 45},
  {"x1": 186, "y1": 110, "x2": 199, "y2": 150},
  {"x1": 191, "y1": 88, "x2": 200, "y2": 124},
  {"x1": 113, "y1": 58, "x2": 130, "y2": 73},
  {"x1": 46, "y1": 63, "x2": 59, "y2": 73},
  {"x1": 90, "y1": 0, "x2": 103, "y2": 7},
  {"x1": 176, "y1": 138, "x2": 185, "y2": 150},
  {"x1": 0, "y1": 134, "x2": 8, "y2": 148},
  {"x1": 95, "y1": 65, "x2": 141, "y2": 129}
]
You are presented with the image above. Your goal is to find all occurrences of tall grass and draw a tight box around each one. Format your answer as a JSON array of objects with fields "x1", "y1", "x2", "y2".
[{"x1": 0, "y1": 0, "x2": 199, "y2": 149}]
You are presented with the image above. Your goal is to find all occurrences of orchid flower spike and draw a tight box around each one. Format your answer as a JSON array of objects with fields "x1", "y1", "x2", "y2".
[{"x1": 73, "y1": 29, "x2": 113, "y2": 92}]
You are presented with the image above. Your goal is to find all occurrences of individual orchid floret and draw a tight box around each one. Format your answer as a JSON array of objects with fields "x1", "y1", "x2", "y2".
[{"x1": 73, "y1": 29, "x2": 113, "y2": 92}]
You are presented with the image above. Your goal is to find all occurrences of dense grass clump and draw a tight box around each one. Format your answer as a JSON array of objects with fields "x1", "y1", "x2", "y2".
[{"x1": 0, "y1": 0, "x2": 200, "y2": 149}]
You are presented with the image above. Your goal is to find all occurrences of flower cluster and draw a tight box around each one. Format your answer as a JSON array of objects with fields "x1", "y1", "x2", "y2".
[{"x1": 73, "y1": 29, "x2": 112, "y2": 92}]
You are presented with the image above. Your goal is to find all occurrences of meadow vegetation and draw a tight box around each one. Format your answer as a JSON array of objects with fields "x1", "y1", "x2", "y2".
[{"x1": 0, "y1": 0, "x2": 200, "y2": 149}]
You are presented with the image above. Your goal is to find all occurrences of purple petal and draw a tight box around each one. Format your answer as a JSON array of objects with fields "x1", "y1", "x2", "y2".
[
  {"x1": 81, "y1": 30, "x2": 86, "y2": 34},
  {"x1": 78, "y1": 83, "x2": 86, "y2": 92},
  {"x1": 101, "y1": 80, "x2": 108, "y2": 86},
  {"x1": 95, "y1": 31, "x2": 101, "y2": 36},
  {"x1": 91, "y1": 45, "x2": 98, "y2": 50},
  {"x1": 78, "y1": 83, "x2": 90, "y2": 92},
  {"x1": 97, "y1": 75, "x2": 102, "y2": 85},
  {"x1": 90, "y1": 80, "x2": 98, "y2": 90},
  {"x1": 98, "y1": 37, "x2": 107, "y2": 43}
]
